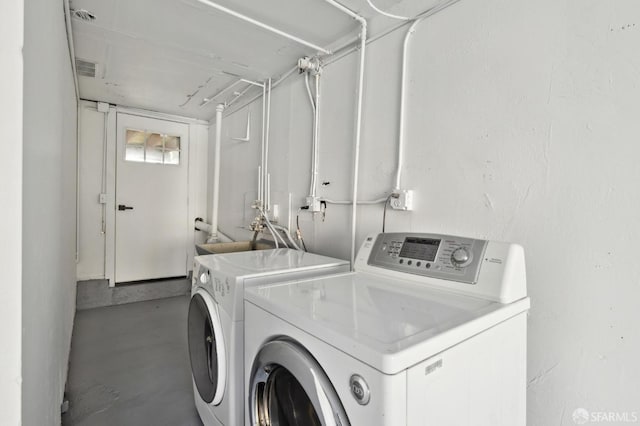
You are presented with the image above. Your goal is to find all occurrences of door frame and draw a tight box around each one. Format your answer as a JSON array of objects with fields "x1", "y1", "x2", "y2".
[{"x1": 104, "y1": 106, "x2": 206, "y2": 286}]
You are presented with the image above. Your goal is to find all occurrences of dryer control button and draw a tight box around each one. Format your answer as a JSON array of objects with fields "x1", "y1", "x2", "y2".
[
  {"x1": 349, "y1": 374, "x2": 371, "y2": 405},
  {"x1": 451, "y1": 247, "x2": 472, "y2": 267}
]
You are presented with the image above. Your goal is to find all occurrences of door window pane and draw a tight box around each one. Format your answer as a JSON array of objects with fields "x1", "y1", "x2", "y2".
[
  {"x1": 163, "y1": 135, "x2": 181, "y2": 165},
  {"x1": 267, "y1": 367, "x2": 321, "y2": 426},
  {"x1": 125, "y1": 129, "x2": 181, "y2": 165}
]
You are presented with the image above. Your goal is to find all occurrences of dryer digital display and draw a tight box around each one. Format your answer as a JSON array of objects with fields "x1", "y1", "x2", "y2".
[{"x1": 399, "y1": 237, "x2": 441, "y2": 261}]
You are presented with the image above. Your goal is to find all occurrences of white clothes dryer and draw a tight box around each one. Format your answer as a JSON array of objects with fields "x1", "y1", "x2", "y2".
[
  {"x1": 189, "y1": 248, "x2": 349, "y2": 426},
  {"x1": 244, "y1": 232, "x2": 530, "y2": 426}
]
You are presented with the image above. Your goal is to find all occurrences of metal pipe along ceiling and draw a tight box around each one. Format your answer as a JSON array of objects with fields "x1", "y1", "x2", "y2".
[
  {"x1": 223, "y1": 66, "x2": 298, "y2": 119},
  {"x1": 194, "y1": 0, "x2": 332, "y2": 55}
]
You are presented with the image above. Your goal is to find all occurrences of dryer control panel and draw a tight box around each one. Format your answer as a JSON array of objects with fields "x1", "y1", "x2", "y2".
[
  {"x1": 356, "y1": 232, "x2": 526, "y2": 303},
  {"x1": 368, "y1": 233, "x2": 488, "y2": 284}
]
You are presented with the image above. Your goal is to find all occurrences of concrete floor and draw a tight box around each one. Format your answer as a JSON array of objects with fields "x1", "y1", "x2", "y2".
[
  {"x1": 63, "y1": 296, "x2": 203, "y2": 426},
  {"x1": 76, "y1": 278, "x2": 191, "y2": 310}
]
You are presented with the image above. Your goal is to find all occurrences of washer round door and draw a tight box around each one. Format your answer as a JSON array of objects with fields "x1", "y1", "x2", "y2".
[
  {"x1": 188, "y1": 288, "x2": 226, "y2": 405},
  {"x1": 249, "y1": 338, "x2": 350, "y2": 426}
]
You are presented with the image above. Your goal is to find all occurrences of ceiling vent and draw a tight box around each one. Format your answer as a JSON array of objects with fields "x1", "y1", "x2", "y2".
[
  {"x1": 70, "y1": 8, "x2": 96, "y2": 22},
  {"x1": 76, "y1": 59, "x2": 96, "y2": 78}
]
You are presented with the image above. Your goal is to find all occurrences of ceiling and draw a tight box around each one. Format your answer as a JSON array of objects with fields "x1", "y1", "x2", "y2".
[{"x1": 70, "y1": 0, "x2": 452, "y2": 121}]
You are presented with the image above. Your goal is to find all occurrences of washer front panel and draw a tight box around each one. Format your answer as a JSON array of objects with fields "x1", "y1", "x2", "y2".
[
  {"x1": 188, "y1": 289, "x2": 226, "y2": 406},
  {"x1": 368, "y1": 232, "x2": 488, "y2": 284}
]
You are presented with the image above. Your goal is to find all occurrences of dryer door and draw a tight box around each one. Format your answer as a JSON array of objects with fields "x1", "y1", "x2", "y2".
[
  {"x1": 249, "y1": 338, "x2": 350, "y2": 426},
  {"x1": 188, "y1": 289, "x2": 226, "y2": 405}
]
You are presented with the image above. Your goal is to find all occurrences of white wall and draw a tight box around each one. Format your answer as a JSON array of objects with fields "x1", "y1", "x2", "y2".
[
  {"x1": 211, "y1": 81, "x2": 321, "y2": 244},
  {"x1": 77, "y1": 103, "x2": 109, "y2": 279},
  {"x1": 22, "y1": 0, "x2": 78, "y2": 423},
  {"x1": 0, "y1": 0, "x2": 24, "y2": 424},
  {"x1": 77, "y1": 103, "x2": 209, "y2": 281},
  {"x1": 214, "y1": 0, "x2": 640, "y2": 423}
]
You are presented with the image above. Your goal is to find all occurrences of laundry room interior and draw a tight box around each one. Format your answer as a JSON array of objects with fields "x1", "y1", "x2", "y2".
[{"x1": 2, "y1": 0, "x2": 639, "y2": 425}]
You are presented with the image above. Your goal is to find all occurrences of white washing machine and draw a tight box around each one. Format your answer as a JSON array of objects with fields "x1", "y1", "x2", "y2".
[
  {"x1": 189, "y1": 248, "x2": 349, "y2": 426},
  {"x1": 244, "y1": 232, "x2": 530, "y2": 426}
]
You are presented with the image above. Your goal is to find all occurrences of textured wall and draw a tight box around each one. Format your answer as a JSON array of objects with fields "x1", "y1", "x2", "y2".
[
  {"x1": 213, "y1": 0, "x2": 640, "y2": 423},
  {"x1": 77, "y1": 103, "x2": 108, "y2": 279},
  {"x1": 0, "y1": 0, "x2": 24, "y2": 424},
  {"x1": 22, "y1": 0, "x2": 78, "y2": 423}
]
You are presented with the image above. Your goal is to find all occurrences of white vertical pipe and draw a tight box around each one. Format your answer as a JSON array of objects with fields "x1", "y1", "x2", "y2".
[
  {"x1": 266, "y1": 174, "x2": 271, "y2": 212},
  {"x1": 264, "y1": 78, "x2": 272, "y2": 210},
  {"x1": 322, "y1": 0, "x2": 368, "y2": 270},
  {"x1": 101, "y1": 111, "x2": 108, "y2": 234},
  {"x1": 350, "y1": 24, "x2": 367, "y2": 270},
  {"x1": 304, "y1": 73, "x2": 316, "y2": 196},
  {"x1": 260, "y1": 83, "x2": 267, "y2": 205},
  {"x1": 210, "y1": 104, "x2": 225, "y2": 240},
  {"x1": 258, "y1": 166, "x2": 263, "y2": 206},
  {"x1": 310, "y1": 73, "x2": 321, "y2": 198},
  {"x1": 395, "y1": 17, "x2": 425, "y2": 190}
]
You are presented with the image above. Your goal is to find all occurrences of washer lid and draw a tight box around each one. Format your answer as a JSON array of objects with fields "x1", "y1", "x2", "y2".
[
  {"x1": 244, "y1": 273, "x2": 530, "y2": 375},
  {"x1": 195, "y1": 248, "x2": 348, "y2": 279}
]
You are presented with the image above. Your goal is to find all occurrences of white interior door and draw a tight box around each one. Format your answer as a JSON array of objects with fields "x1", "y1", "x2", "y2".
[{"x1": 115, "y1": 113, "x2": 189, "y2": 283}]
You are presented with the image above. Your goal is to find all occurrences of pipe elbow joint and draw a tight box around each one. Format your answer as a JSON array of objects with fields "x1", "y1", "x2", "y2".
[{"x1": 359, "y1": 20, "x2": 368, "y2": 35}]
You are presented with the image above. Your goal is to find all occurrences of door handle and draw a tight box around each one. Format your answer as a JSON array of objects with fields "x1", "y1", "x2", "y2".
[{"x1": 118, "y1": 204, "x2": 134, "y2": 211}]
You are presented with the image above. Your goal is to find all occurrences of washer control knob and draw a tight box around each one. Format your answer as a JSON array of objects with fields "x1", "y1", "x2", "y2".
[
  {"x1": 451, "y1": 247, "x2": 471, "y2": 267},
  {"x1": 349, "y1": 374, "x2": 371, "y2": 405},
  {"x1": 199, "y1": 272, "x2": 209, "y2": 284}
]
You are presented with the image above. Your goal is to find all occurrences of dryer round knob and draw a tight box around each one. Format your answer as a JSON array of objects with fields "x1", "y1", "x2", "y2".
[
  {"x1": 451, "y1": 247, "x2": 471, "y2": 267},
  {"x1": 199, "y1": 273, "x2": 208, "y2": 284},
  {"x1": 349, "y1": 374, "x2": 371, "y2": 405}
]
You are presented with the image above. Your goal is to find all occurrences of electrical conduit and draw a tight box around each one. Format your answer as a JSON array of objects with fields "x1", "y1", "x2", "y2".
[
  {"x1": 264, "y1": 79, "x2": 272, "y2": 210},
  {"x1": 321, "y1": 0, "x2": 367, "y2": 270},
  {"x1": 258, "y1": 80, "x2": 274, "y2": 208},
  {"x1": 306, "y1": 73, "x2": 321, "y2": 199},
  {"x1": 395, "y1": 17, "x2": 427, "y2": 191}
]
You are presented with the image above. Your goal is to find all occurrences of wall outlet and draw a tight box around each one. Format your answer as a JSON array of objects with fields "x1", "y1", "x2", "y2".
[
  {"x1": 305, "y1": 196, "x2": 322, "y2": 213},
  {"x1": 390, "y1": 189, "x2": 414, "y2": 211}
]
